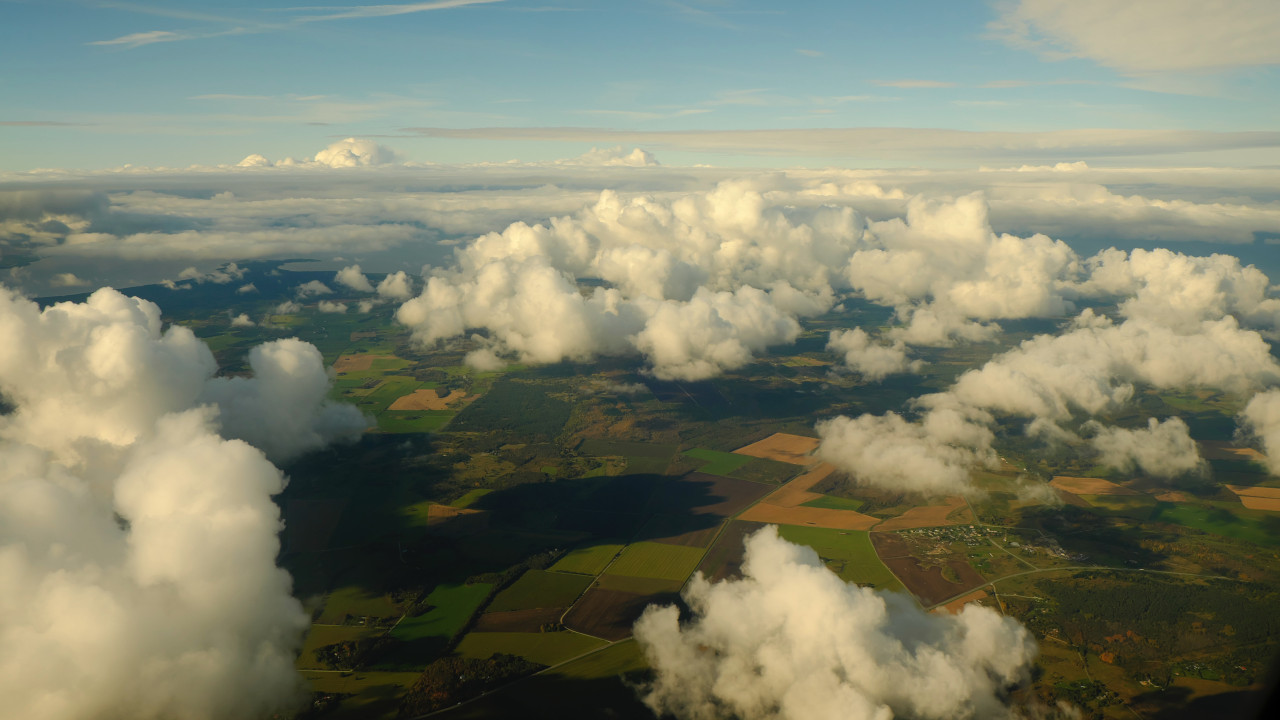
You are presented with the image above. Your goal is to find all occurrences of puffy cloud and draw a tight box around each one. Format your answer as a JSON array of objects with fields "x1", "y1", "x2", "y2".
[
  {"x1": 635, "y1": 286, "x2": 804, "y2": 381},
  {"x1": 562, "y1": 146, "x2": 660, "y2": 167},
  {"x1": 849, "y1": 193, "x2": 1081, "y2": 344},
  {"x1": 236, "y1": 282, "x2": 258, "y2": 294},
  {"x1": 817, "y1": 408, "x2": 997, "y2": 496},
  {"x1": 334, "y1": 264, "x2": 375, "y2": 293},
  {"x1": 1088, "y1": 417, "x2": 1205, "y2": 478},
  {"x1": 827, "y1": 327, "x2": 919, "y2": 381},
  {"x1": 312, "y1": 137, "x2": 398, "y2": 168},
  {"x1": 1239, "y1": 390, "x2": 1280, "y2": 474},
  {"x1": 1077, "y1": 248, "x2": 1280, "y2": 332},
  {"x1": 200, "y1": 339, "x2": 370, "y2": 463},
  {"x1": 398, "y1": 258, "x2": 642, "y2": 365},
  {"x1": 376, "y1": 270, "x2": 415, "y2": 300},
  {"x1": 230, "y1": 313, "x2": 255, "y2": 327},
  {"x1": 0, "y1": 287, "x2": 368, "y2": 720},
  {"x1": 237, "y1": 153, "x2": 272, "y2": 168},
  {"x1": 317, "y1": 300, "x2": 348, "y2": 313},
  {"x1": 634, "y1": 526, "x2": 1037, "y2": 720},
  {"x1": 49, "y1": 272, "x2": 88, "y2": 287},
  {"x1": 295, "y1": 280, "x2": 331, "y2": 297},
  {"x1": 273, "y1": 300, "x2": 302, "y2": 314}
]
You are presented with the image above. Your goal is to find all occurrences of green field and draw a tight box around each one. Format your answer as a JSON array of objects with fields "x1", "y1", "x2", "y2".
[
  {"x1": 1153, "y1": 502, "x2": 1280, "y2": 547},
  {"x1": 551, "y1": 638, "x2": 648, "y2": 679},
  {"x1": 487, "y1": 570, "x2": 594, "y2": 612},
  {"x1": 299, "y1": 670, "x2": 423, "y2": 720},
  {"x1": 391, "y1": 583, "x2": 493, "y2": 642},
  {"x1": 452, "y1": 488, "x2": 493, "y2": 509},
  {"x1": 455, "y1": 631, "x2": 607, "y2": 666},
  {"x1": 801, "y1": 494, "x2": 866, "y2": 511},
  {"x1": 683, "y1": 448, "x2": 752, "y2": 476},
  {"x1": 297, "y1": 624, "x2": 380, "y2": 670},
  {"x1": 1079, "y1": 494, "x2": 1158, "y2": 520},
  {"x1": 775, "y1": 526, "x2": 903, "y2": 590},
  {"x1": 580, "y1": 439, "x2": 677, "y2": 475},
  {"x1": 595, "y1": 573, "x2": 683, "y2": 594},
  {"x1": 318, "y1": 586, "x2": 404, "y2": 625},
  {"x1": 729, "y1": 456, "x2": 801, "y2": 484},
  {"x1": 377, "y1": 410, "x2": 455, "y2": 433},
  {"x1": 607, "y1": 541, "x2": 706, "y2": 582},
  {"x1": 550, "y1": 543, "x2": 625, "y2": 576}
]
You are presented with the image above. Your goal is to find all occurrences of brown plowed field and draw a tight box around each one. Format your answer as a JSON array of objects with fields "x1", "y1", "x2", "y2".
[
  {"x1": 639, "y1": 513, "x2": 723, "y2": 547},
  {"x1": 882, "y1": 556, "x2": 985, "y2": 606},
  {"x1": 695, "y1": 520, "x2": 769, "y2": 583},
  {"x1": 652, "y1": 473, "x2": 775, "y2": 518},
  {"x1": 760, "y1": 462, "x2": 837, "y2": 507},
  {"x1": 1201, "y1": 441, "x2": 1266, "y2": 462},
  {"x1": 332, "y1": 354, "x2": 378, "y2": 372},
  {"x1": 733, "y1": 433, "x2": 820, "y2": 465},
  {"x1": 473, "y1": 608, "x2": 565, "y2": 633},
  {"x1": 873, "y1": 496, "x2": 971, "y2": 531},
  {"x1": 562, "y1": 587, "x2": 679, "y2": 641},
  {"x1": 871, "y1": 532, "x2": 985, "y2": 606},
  {"x1": 1050, "y1": 476, "x2": 1138, "y2": 495},
  {"x1": 389, "y1": 388, "x2": 469, "y2": 411},
  {"x1": 737, "y1": 503, "x2": 880, "y2": 530}
]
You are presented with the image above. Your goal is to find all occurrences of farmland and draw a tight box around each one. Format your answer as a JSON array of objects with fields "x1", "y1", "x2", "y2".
[{"x1": 115, "y1": 263, "x2": 1280, "y2": 719}]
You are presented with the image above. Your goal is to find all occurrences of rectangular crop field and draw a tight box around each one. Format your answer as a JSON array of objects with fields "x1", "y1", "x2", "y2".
[
  {"x1": 451, "y1": 488, "x2": 492, "y2": 509},
  {"x1": 776, "y1": 526, "x2": 903, "y2": 591},
  {"x1": 550, "y1": 638, "x2": 648, "y2": 680},
  {"x1": 1154, "y1": 502, "x2": 1280, "y2": 546},
  {"x1": 454, "y1": 631, "x2": 607, "y2": 667},
  {"x1": 390, "y1": 582, "x2": 492, "y2": 642},
  {"x1": 376, "y1": 410, "x2": 454, "y2": 433},
  {"x1": 487, "y1": 570, "x2": 594, "y2": 612},
  {"x1": 607, "y1": 541, "x2": 706, "y2": 582},
  {"x1": 683, "y1": 448, "x2": 752, "y2": 476},
  {"x1": 801, "y1": 495, "x2": 866, "y2": 511},
  {"x1": 317, "y1": 586, "x2": 403, "y2": 625},
  {"x1": 550, "y1": 543, "x2": 625, "y2": 576}
]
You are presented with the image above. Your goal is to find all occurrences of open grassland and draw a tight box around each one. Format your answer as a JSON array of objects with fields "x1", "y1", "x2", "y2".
[
  {"x1": 775, "y1": 526, "x2": 902, "y2": 590},
  {"x1": 455, "y1": 631, "x2": 608, "y2": 667},
  {"x1": 550, "y1": 543, "x2": 625, "y2": 576},
  {"x1": 318, "y1": 586, "x2": 403, "y2": 625},
  {"x1": 1079, "y1": 494, "x2": 1158, "y2": 520},
  {"x1": 552, "y1": 638, "x2": 647, "y2": 679},
  {"x1": 607, "y1": 542, "x2": 706, "y2": 582},
  {"x1": 297, "y1": 624, "x2": 379, "y2": 670},
  {"x1": 376, "y1": 409, "x2": 455, "y2": 433},
  {"x1": 390, "y1": 583, "x2": 493, "y2": 642},
  {"x1": 683, "y1": 448, "x2": 752, "y2": 476},
  {"x1": 300, "y1": 670, "x2": 423, "y2": 720},
  {"x1": 1153, "y1": 502, "x2": 1280, "y2": 546},
  {"x1": 487, "y1": 570, "x2": 594, "y2": 612},
  {"x1": 451, "y1": 488, "x2": 492, "y2": 509}
]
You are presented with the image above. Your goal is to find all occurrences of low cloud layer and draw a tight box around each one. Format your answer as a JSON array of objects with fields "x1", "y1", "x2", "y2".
[
  {"x1": 634, "y1": 526, "x2": 1037, "y2": 720},
  {"x1": 0, "y1": 286, "x2": 364, "y2": 719},
  {"x1": 1088, "y1": 416, "x2": 1205, "y2": 478}
]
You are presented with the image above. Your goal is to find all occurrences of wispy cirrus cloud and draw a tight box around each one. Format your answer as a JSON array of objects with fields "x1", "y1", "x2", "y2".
[
  {"x1": 87, "y1": 29, "x2": 186, "y2": 48},
  {"x1": 873, "y1": 79, "x2": 957, "y2": 89},
  {"x1": 89, "y1": 0, "x2": 505, "y2": 49}
]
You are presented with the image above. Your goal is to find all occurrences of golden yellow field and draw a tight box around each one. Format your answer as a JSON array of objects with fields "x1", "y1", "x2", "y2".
[
  {"x1": 733, "y1": 432, "x2": 820, "y2": 465},
  {"x1": 389, "y1": 388, "x2": 468, "y2": 411},
  {"x1": 875, "y1": 496, "x2": 971, "y2": 531},
  {"x1": 1050, "y1": 476, "x2": 1136, "y2": 495}
]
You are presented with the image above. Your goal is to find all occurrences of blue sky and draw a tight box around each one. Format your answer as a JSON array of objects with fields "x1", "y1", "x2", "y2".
[{"x1": 3, "y1": 0, "x2": 1279, "y2": 170}]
